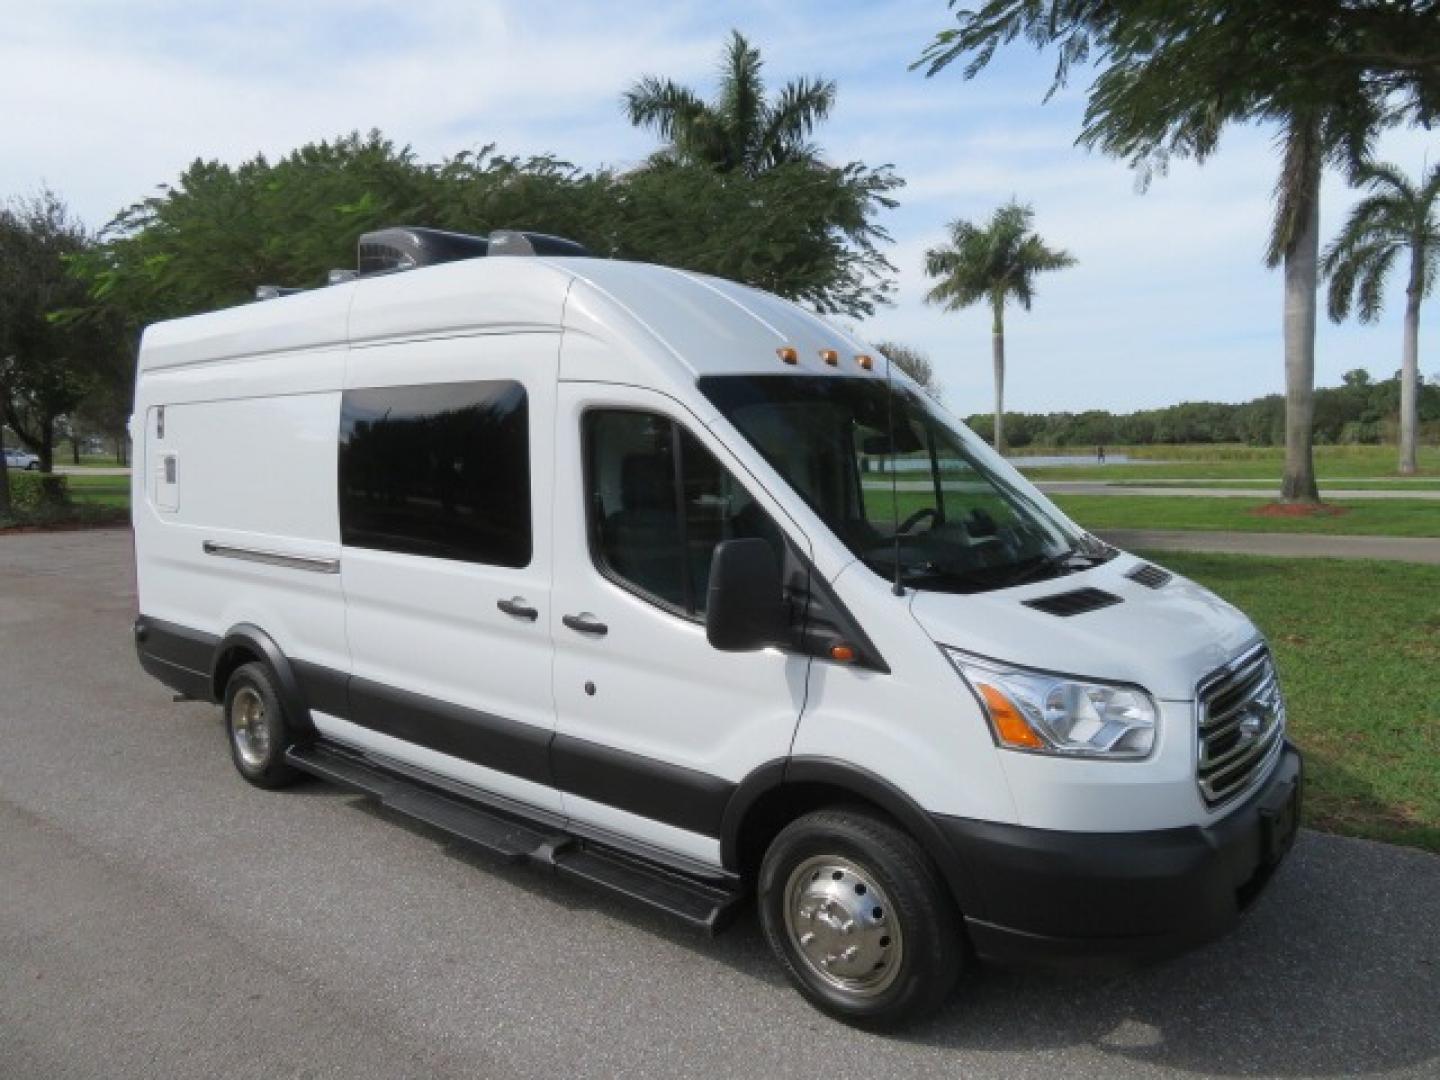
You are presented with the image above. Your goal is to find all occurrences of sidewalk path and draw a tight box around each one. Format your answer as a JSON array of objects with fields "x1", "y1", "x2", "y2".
[
  {"x1": 1042, "y1": 481, "x2": 1440, "y2": 500},
  {"x1": 865, "y1": 478, "x2": 1440, "y2": 499},
  {"x1": 1098, "y1": 528, "x2": 1440, "y2": 564}
]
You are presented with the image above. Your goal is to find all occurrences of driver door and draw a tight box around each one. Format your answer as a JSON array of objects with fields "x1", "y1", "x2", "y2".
[{"x1": 549, "y1": 381, "x2": 811, "y2": 866}]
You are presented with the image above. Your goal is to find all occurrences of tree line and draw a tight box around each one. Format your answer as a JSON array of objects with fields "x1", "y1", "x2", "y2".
[{"x1": 960, "y1": 368, "x2": 1440, "y2": 449}]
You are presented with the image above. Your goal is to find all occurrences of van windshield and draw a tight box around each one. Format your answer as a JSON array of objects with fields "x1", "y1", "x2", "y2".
[{"x1": 699, "y1": 375, "x2": 1110, "y2": 594}]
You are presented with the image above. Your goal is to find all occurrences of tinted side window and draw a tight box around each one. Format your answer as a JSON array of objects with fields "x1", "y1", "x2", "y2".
[
  {"x1": 339, "y1": 381, "x2": 531, "y2": 567},
  {"x1": 585, "y1": 410, "x2": 784, "y2": 618}
]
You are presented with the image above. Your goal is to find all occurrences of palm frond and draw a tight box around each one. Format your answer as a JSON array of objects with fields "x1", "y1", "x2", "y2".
[
  {"x1": 1356, "y1": 244, "x2": 1401, "y2": 322},
  {"x1": 1324, "y1": 238, "x2": 1391, "y2": 322},
  {"x1": 758, "y1": 77, "x2": 836, "y2": 170},
  {"x1": 622, "y1": 77, "x2": 709, "y2": 147},
  {"x1": 1266, "y1": 112, "x2": 1323, "y2": 269},
  {"x1": 717, "y1": 30, "x2": 765, "y2": 165},
  {"x1": 923, "y1": 201, "x2": 1073, "y2": 314}
]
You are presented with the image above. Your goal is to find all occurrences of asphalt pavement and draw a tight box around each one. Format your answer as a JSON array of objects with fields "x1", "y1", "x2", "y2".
[{"x1": 2, "y1": 528, "x2": 1438, "y2": 1079}]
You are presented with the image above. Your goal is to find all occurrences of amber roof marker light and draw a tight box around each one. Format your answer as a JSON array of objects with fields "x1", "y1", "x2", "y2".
[
  {"x1": 777, "y1": 346, "x2": 799, "y2": 365},
  {"x1": 820, "y1": 348, "x2": 839, "y2": 367},
  {"x1": 855, "y1": 353, "x2": 874, "y2": 370}
]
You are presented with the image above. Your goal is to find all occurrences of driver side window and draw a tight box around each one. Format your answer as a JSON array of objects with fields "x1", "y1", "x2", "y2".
[{"x1": 584, "y1": 410, "x2": 785, "y2": 620}]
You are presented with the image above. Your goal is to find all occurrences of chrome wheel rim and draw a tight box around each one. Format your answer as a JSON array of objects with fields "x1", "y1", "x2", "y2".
[
  {"x1": 782, "y1": 855, "x2": 903, "y2": 998},
  {"x1": 231, "y1": 686, "x2": 270, "y2": 769}
]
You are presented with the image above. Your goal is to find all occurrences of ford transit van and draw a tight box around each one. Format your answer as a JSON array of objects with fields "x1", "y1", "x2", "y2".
[{"x1": 132, "y1": 227, "x2": 1301, "y2": 1026}]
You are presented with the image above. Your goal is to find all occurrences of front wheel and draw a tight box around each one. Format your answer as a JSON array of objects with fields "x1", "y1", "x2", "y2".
[
  {"x1": 758, "y1": 808, "x2": 965, "y2": 1027},
  {"x1": 223, "y1": 662, "x2": 301, "y2": 789}
]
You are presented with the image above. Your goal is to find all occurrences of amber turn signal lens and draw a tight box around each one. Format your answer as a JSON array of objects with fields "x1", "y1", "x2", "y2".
[
  {"x1": 977, "y1": 684, "x2": 1045, "y2": 749},
  {"x1": 777, "y1": 346, "x2": 799, "y2": 365},
  {"x1": 819, "y1": 348, "x2": 839, "y2": 366},
  {"x1": 830, "y1": 644, "x2": 855, "y2": 663},
  {"x1": 855, "y1": 353, "x2": 874, "y2": 370}
]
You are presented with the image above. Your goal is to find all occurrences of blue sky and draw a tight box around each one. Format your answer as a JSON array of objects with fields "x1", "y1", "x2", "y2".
[{"x1": 2, "y1": 0, "x2": 1434, "y2": 413}]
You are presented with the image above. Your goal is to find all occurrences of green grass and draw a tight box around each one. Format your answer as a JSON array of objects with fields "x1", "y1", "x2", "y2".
[
  {"x1": 1150, "y1": 552, "x2": 1440, "y2": 853},
  {"x1": 1011, "y1": 442, "x2": 1440, "y2": 481},
  {"x1": 1, "y1": 473, "x2": 129, "y2": 531},
  {"x1": 66, "y1": 473, "x2": 131, "y2": 509},
  {"x1": 864, "y1": 486, "x2": 1440, "y2": 537},
  {"x1": 1053, "y1": 495, "x2": 1440, "y2": 536}
]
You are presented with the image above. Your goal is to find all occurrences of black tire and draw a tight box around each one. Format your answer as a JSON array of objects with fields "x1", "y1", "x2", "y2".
[
  {"x1": 758, "y1": 807, "x2": 964, "y2": 1028},
  {"x1": 223, "y1": 662, "x2": 301, "y2": 789},
  {"x1": 26, "y1": 462, "x2": 38, "y2": 471}
]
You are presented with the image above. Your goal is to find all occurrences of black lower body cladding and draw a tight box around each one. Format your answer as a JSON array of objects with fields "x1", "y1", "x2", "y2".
[
  {"x1": 134, "y1": 616, "x2": 215, "y2": 701},
  {"x1": 936, "y1": 745, "x2": 1303, "y2": 963}
]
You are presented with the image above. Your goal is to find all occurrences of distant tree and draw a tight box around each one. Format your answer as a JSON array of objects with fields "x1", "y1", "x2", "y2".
[
  {"x1": 922, "y1": 201, "x2": 1074, "y2": 453},
  {"x1": 0, "y1": 191, "x2": 118, "y2": 474},
  {"x1": 873, "y1": 340, "x2": 941, "y2": 399},
  {"x1": 916, "y1": 1, "x2": 1440, "y2": 501},
  {"x1": 1323, "y1": 161, "x2": 1440, "y2": 475},
  {"x1": 624, "y1": 31, "x2": 836, "y2": 176}
]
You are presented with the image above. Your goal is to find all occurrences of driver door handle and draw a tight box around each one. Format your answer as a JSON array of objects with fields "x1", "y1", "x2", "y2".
[
  {"x1": 562, "y1": 613, "x2": 609, "y2": 636},
  {"x1": 497, "y1": 597, "x2": 539, "y2": 621}
]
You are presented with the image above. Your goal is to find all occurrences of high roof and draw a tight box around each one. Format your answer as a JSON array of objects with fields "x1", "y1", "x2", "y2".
[{"x1": 137, "y1": 254, "x2": 888, "y2": 386}]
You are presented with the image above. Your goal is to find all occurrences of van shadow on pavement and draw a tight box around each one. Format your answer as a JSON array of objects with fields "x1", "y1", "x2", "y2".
[{"x1": 902, "y1": 832, "x2": 1439, "y2": 1075}]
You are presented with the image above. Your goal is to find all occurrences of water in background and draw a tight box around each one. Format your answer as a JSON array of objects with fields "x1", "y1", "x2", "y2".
[{"x1": 871, "y1": 452, "x2": 1139, "y2": 472}]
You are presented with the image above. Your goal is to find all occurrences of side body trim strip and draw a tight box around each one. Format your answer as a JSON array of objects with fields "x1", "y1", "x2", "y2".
[{"x1": 202, "y1": 541, "x2": 340, "y2": 574}]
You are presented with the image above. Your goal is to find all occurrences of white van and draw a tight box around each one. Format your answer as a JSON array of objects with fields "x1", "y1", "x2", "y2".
[{"x1": 132, "y1": 227, "x2": 1301, "y2": 1026}]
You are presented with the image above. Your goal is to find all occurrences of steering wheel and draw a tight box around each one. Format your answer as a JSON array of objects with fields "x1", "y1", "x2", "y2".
[{"x1": 897, "y1": 506, "x2": 940, "y2": 535}]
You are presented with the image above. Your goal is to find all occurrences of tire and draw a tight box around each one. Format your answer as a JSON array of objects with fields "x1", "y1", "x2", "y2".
[
  {"x1": 26, "y1": 462, "x2": 38, "y2": 471},
  {"x1": 758, "y1": 807, "x2": 964, "y2": 1028},
  {"x1": 223, "y1": 662, "x2": 302, "y2": 789}
]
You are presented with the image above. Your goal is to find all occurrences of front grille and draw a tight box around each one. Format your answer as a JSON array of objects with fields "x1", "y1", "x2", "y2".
[{"x1": 1196, "y1": 645, "x2": 1286, "y2": 807}]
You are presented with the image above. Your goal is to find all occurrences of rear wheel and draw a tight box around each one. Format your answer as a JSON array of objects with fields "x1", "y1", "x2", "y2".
[
  {"x1": 223, "y1": 662, "x2": 301, "y2": 789},
  {"x1": 758, "y1": 807, "x2": 965, "y2": 1027}
]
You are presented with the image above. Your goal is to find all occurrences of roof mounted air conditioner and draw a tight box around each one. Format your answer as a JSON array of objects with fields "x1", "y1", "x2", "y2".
[{"x1": 356, "y1": 226, "x2": 591, "y2": 276}]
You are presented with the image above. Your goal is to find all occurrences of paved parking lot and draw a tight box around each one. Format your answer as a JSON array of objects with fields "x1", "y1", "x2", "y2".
[{"x1": 2, "y1": 528, "x2": 1438, "y2": 1079}]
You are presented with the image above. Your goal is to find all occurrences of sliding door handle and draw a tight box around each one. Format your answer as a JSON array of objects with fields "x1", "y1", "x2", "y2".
[
  {"x1": 562, "y1": 613, "x2": 608, "y2": 636},
  {"x1": 497, "y1": 597, "x2": 539, "y2": 621}
]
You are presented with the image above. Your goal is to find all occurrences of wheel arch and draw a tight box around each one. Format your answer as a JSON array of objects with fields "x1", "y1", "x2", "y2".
[
  {"x1": 211, "y1": 623, "x2": 315, "y2": 736},
  {"x1": 722, "y1": 756, "x2": 980, "y2": 917}
]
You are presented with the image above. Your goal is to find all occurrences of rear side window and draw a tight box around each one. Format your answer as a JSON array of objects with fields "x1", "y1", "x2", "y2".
[
  {"x1": 584, "y1": 409, "x2": 784, "y2": 618},
  {"x1": 339, "y1": 380, "x2": 531, "y2": 567}
]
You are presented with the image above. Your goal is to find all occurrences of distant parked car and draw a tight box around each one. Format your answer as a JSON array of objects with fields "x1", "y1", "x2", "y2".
[{"x1": 3, "y1": 447, "x2": 40, "y2": 471}]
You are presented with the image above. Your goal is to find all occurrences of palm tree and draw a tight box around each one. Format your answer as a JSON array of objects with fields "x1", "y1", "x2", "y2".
[
  {"x1": 1323, "y1": 161, "x2": 1440, "y2": 476},
  {"x1": 623, "y1": 31, "x2": 836, "y2": 176},
  {"x1": 923, "y1": 202, "x2": 1075, "y2": 454},
  {"x1": 915, "y1": 4, "x2": 1440, "y2": 503}
]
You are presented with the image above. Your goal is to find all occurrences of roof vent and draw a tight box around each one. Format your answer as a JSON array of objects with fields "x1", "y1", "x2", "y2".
[
  {"x1": 1126, "y1": 563, "x2": 1173, "y2": 589},
  {"x1": 355, "y1": 226, "x2": 591, "y2": 275},
  {"x1": 487, "y1": 229, "x2": 591, "y2": 257},
  {"x1": 1022, "y1": 587, "x2": 1124, "y2": 617},
  {"x1": 255, "y1": 285, "x2": 304, "y2": 301}
]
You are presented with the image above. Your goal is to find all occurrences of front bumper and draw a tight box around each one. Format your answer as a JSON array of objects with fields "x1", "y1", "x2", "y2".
[{"x1": 935, "y1": 742, "x2": 1302, "y2": 965}]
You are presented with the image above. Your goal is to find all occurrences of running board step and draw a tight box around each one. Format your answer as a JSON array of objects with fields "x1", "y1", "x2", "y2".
[{"x1": 285, "y1": 742, "x2": 743, "y2": 933}]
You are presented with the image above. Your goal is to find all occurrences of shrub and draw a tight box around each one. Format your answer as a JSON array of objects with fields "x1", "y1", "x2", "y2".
[{"x1": 7, "y1": 471, "x2": 70, "y2": 512}]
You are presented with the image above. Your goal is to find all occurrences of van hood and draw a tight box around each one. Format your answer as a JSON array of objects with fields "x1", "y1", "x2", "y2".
[{"x1": 907, "y1": 554, "x2": 1260, "y2": 701}]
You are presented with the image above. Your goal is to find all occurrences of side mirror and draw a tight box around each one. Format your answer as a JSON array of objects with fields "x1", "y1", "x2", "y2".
[{"x1": 705, "y1": 539, "x2": 786, "y2": 652}]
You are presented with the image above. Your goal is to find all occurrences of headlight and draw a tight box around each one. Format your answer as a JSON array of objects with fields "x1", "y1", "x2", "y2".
[{"x1": 944, "y1": 648, "x2": 1157, "y2": 759}]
